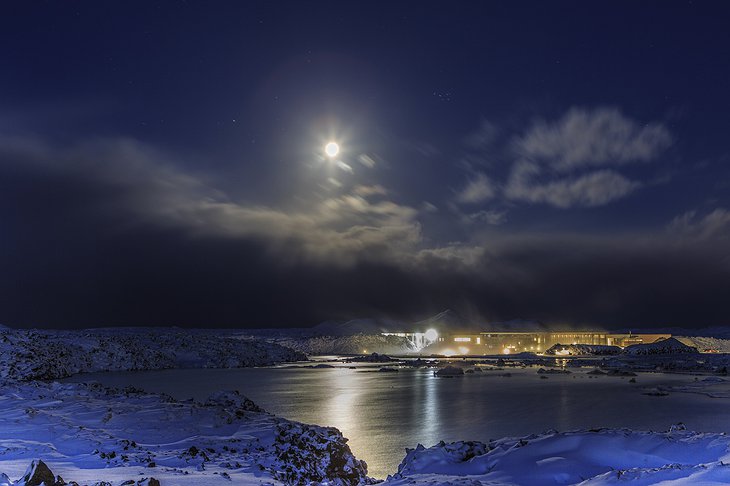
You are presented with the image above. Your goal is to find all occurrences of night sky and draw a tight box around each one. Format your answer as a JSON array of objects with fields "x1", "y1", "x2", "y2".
[{"x1": 2, "y1": 1, "x2": 730, "y2": 328}]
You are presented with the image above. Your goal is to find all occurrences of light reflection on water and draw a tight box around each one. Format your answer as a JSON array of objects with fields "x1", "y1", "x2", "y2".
[{"x1": 66, "y1": 364, "x2": 730, "y2": 479}]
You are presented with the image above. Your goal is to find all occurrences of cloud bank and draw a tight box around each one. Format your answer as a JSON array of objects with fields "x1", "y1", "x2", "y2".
[{"x1": 0, "y1": 109, "x2": 726, "y2": 330}]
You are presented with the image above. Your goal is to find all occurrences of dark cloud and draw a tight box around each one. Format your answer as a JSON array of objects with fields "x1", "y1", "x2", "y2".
[{"x1": 1, "y1": 133, "x2": 729, "y2": 329}]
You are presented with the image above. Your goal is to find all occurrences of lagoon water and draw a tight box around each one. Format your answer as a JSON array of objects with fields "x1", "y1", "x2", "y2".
[{"x1": 66, "y1": 361, "x2": 730, "y2": 478}]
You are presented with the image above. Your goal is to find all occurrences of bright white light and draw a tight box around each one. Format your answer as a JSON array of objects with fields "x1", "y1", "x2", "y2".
[
  {"x1": 503, "y1": 348, "x2": 511, "y2": 355},
  {"x1": 425, "y1": 329, "x2": 438, "y2": 342},
  {"x1": 458, "y1": 346, "x2": 470, "y2": 355},
  {"x1": 442, "y1": 349, "x2": 456, "y2": 357},
  {"x1": 325, "y1": 142, "x2": 339, "y2": 157}
]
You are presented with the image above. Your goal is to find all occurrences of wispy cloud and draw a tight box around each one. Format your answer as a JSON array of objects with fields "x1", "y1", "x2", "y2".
[
  {"x1": 463, "y1": 119, "x2": 500, "y2": 150},
  {"x1": 514, "y1": 107, "x2": 671, "y2": 172},
  {"x1": 491, "y1": 107, "x2": 670, "y2": 208},
  {"x1": 357, "y1": 154, "x2": 377, "y2": 168},
  {"x1": 466, "y1": 209, "x2": 507, "y2": 225},
  {"x1": 352, "y1": 184, "x2": 388, "y2": 197},
  {"x1": 668, "y1": 208, "x2": 730, "y2": 240},
  {"x1": 455, "y1": 172, "x2": 496, "y2": 204},
  {"x1": 505, "y1": 161, "x2": 641, "y2": 208}
]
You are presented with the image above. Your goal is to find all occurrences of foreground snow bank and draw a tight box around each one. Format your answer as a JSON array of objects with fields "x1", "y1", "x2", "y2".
[
  {"x1": 0, "y1": 328, "x2": 306, "y2": 384},
  {"x1": 0, "y1": 381, "x2": 369, "y2": 485},
  {"x1": 387, "y1": 428, "x2": 730, "y2": 485}
]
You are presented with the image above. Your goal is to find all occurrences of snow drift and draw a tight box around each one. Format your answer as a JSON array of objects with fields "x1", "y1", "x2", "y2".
[{"x1": 387, "y1": 428, "x2": 730, "y2": 485}]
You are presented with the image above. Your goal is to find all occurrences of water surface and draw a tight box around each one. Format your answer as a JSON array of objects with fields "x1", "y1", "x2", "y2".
[{"x1": 66, "y1": 362, "x2": 730, "y2": 478}]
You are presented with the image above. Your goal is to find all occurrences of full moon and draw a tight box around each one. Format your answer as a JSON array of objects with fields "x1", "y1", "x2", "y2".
[{"x1": 325, "y1": 142, "x2": 339, "y2": 158}]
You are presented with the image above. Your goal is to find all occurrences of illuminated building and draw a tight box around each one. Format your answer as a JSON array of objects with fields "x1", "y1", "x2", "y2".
[{"x1": 387, "y1": 330, "x2": 672, "y2": 355}]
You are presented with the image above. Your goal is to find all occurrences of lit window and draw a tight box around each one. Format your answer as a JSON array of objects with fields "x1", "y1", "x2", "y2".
[{"x1": 454, "y1": 337, "x2": 471, "y2": 342}]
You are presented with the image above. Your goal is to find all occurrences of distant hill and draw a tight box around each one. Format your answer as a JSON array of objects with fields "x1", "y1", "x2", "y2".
[
  {"x1": 313, "y1": 317, "x2": 409, "y2": 336},
  {"x1": 483, "y1": 318, "x2": 550, "y2": 332},
  {"x1": 615, "y1": 326, "x2": 730, "y2": 339},
  {"x1": 412, "y1": 309, "x2": 479, "y2": 332},
  {"x1": 415, "y1": 311, "x2": 553, "y2": 333},
  {"x1": 313, "y1": 310, "x2": 553, "y2": 336}
]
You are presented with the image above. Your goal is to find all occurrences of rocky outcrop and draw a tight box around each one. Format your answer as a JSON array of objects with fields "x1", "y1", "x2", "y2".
[
  {"x1": 272, "y1": 422, "x2": 369, "y2": 485},
  {"x1": 435, "y1": 365, "x2": 464, "y2": 376},
  {"x1": 16, "y1": 460, "x2": 56, "y2": 486}
]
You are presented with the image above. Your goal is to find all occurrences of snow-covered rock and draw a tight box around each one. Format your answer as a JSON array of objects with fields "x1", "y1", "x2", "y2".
[
  {"x1": 15, "y1": 459, "x2": 57, "y2": 486},
  {"x1": 677, "y1": 335, "x2": 730, "y2": 353},
  {"x1": 272, "y1": 422, "x2": 368, "y2": 485},
  {"x1": 623, "y1": 337, "x2": 698, "y2": 355},
  {"x1": 348, "y1": 352, "x2": 397, "y2": 363},
  {"x1": 537, "y1": 367, "x2": 571, "y2": 374},
  {"x1": 435, "y1": 365, "x2": 464, "y2": 377},
  {"x1": 545, "y1": 343, "x2": 622, "y2": 355},
  {"x1": 394, "y1": 441, "x2": 489, "y2": 477}
]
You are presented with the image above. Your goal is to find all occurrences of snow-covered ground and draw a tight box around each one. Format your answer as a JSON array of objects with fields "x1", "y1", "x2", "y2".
[
  {"x1": 0, "y1": 327, "x2": 369, "y2": 485},
  {"x1": 385, "y1": 428, "x2": 730, "y2": 485},
  {"x1": 0, "y1": 381, "x2": 367, "y2": 485}
]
